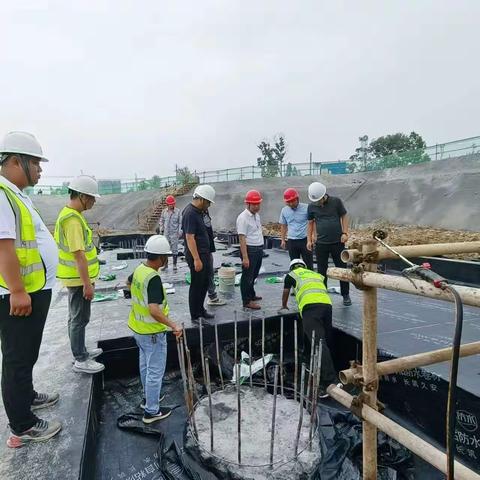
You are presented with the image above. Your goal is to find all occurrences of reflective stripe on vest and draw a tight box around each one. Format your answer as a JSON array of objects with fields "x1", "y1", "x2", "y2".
[
  {"x1": 0, "y1": 184, "x2": 46, "y2": 293},
  {"x1": 288, "y1": 267, "x2": 331, "y2": 316},
  {"x1": 54, "y1": 206, "x2": 99, "y2": 280},
  {"x1": 128, "y1": 263, "x2": 170, "y2": 334}
]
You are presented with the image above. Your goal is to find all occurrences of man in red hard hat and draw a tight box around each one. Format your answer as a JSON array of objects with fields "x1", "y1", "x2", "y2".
[
  {"x1": 279, "y1": 188, "x2": 313, "y2": 269},
  {"x1": 158, "y1": 195, "x2": 182, "y2": 271},
  {"x1": 236, "y1": 190, "x2": 264, "y2": 310}
]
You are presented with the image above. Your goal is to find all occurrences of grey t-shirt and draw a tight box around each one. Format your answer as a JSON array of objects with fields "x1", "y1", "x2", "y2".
[{"x1": 307, "y1": 195, "x2": 347, "y2": 244}]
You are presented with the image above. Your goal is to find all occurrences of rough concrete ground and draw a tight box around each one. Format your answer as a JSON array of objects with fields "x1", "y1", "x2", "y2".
[
  {"x1": 32, "y1": 154, "x2": 480, "y2": 233},
  {"x1": 192, "y1": 386, "x2": 321, "y2": 480}
]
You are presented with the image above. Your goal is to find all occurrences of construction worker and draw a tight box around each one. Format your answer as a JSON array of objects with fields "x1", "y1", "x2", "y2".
[
  {"x1": 279, "y1": 259, "x2": 337, "y2": 395},
  {"x1": 0, "y1": 131, "x2": 62, "y2": 448},
  {"x1": 204, "y1": 209, "x2": 226, "y2": 306},
  {"x1": 54, "y1": 175, "x2": 104, "y2": 374},
  {"x1": 307, "y1": 182, "x2": 352, "y2": 306},
  {"x1": 279, "y1": 188, "x2": 313, "y2": 269},
  {"x1": 237, "y1": 190, "x2": 264, "y2": 310},
  {"x1": 158, "y1": 195, "x2": 182, "y2": 271},
  {"x1": 182, "y1": 185, "x2": 216, "y2": 324},
  {"x1": 128, "y1": 235, "x2": 182, "y2": 424}
]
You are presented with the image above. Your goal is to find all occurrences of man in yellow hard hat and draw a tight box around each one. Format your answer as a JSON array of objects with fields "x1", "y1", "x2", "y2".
[{"x1": 0, "y1": 131, "x2": 62, "y2": 448}]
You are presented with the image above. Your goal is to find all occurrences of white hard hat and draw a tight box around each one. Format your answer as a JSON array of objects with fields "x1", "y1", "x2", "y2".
[
  {"x1": 0, "y1": 131, "x2": 48, "y2": 162},
  {"x1": 144, "y1": 235, "x2": 172, "y2": 255},
  {"x1": 308, "y1": 182, "x2": 326, "y2": 202},
  {"x1": 289, "y1": 258, "x2": 306, "y2": 270},
  {"x1": 69, "y1": 175, "x2": 101, "y2": 198},
  {"x1": 193, "y1": 184, "x2": 215, "y2": 203}
]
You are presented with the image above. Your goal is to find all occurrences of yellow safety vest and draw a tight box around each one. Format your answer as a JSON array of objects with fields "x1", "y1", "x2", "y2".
[
  {"x1": 288, "y1": 267, "x2": 331, "y2": 316},
  {"x1": 0, "y1": 184, "x2": 46, "y2": 293},
  {"x1": 54, "y1": 206, "x2": 99, "y2": 280},
  {"x1": 128, "y1": 263, "x2": 170, "y2": 334}
]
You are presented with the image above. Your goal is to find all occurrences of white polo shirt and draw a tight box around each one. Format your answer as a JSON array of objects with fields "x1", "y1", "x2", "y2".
[
  {"x1": 0, "y1": 175, "x2": 58, "y2": 294},
  {"x1": 236, "y1": 209, "x2": 264, "y2": 247}
]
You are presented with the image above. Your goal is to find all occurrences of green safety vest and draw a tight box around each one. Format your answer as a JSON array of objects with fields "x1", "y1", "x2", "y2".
[
  {"x1": 128, "y1": 263, "x2": 170, "y2": 334},
  {"x1": 0, "y1": 184, "x2": 46, "y2": 293},
  {"x1": 54, "y1": 206, "x2": 99, "y2": 280},
  {"x1": 288, "y1": 267, "x2": 331, "y2": 316}
]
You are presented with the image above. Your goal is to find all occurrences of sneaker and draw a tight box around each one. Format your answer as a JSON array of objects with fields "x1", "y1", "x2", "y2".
[
  {"x1": 318, "y1": 387, "x2": 329, "y2": 399},
  {"x1": 72, "y1": 359, "x2": 105, "y2": 374},
  {"x1": 7, "y1": 419, "x2": 62, "y2": 448},
  {"x1": 140, "y1": 393, "x2": 166, "y2": 409},
  {"x1": 207, "y1": 297, "x2": 226, "y2": 306},
  {"x1": 343, "y1": 295, "x2": 352, "y2": 306},
  {"x1": 88, "y1": 347, "x2": 103, "y2": 359},
  {"x1": 202, "y1": 311, "x2": 215, "y2": 320},
  {"x1": 31, "y1": 392, "x2": 60, "y2": 411},
  {"x1": 244, "y1": 301, "x2": 261, "y2": 310},
  {"x1": 142, "y1": 407, "x2": 172, "y2": 424}
]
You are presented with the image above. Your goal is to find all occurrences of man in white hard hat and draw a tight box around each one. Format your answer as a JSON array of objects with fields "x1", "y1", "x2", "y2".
[
  {"x1": 0, "y1": 131, "x2": 62, "y2": 448},
  {"x1": 181, "y1": 185, "x2": 216, "y2": 324},
  {"x1": 306, "y1": 182, "x2": 352, "y2": 306},
  {"x1": 278, "y1": 258, "x2": 337, "y2": 397},
  {"x1": 54, "y1": 175, "x2": 104, "y2": 374},
  {"x1": 128, "y1": 235, "x2": 182, "y2": 424}
]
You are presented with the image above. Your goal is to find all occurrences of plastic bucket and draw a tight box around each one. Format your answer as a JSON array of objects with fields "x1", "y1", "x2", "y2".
[{"x1": 218, "y1": 267, "x2": 236, "y2": 297}]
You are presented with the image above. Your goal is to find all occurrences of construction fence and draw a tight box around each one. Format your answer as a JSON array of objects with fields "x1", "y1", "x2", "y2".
[{"x1": 30, "y1": 135, "x2": 480, "y2": 196}]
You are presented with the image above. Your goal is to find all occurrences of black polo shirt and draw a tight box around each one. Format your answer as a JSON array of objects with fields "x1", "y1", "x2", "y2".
[
  {"x1": 307, "y1": 195, "x2": 347, "y2": 244},
  {"x1": 182, "y1": 203, "x2": 210, "y2": 254}
]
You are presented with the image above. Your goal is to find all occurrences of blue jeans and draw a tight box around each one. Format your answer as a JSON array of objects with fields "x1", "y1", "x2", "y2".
[{"x1": 134, "y1": 332, "x2": 167, "y2": 415}]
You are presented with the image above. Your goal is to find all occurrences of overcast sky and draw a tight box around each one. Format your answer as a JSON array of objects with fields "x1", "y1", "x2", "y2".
[{"x1": 1, "y1": 1, "x2": 478, "y2": 182}]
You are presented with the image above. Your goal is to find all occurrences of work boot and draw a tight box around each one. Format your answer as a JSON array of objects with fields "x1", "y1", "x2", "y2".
[
  {"x1": 207, "y1": 296, "x2": 227, "y2": 306},
  {"x1": 7, "y1": 419, "x2": 62, "y2": 448},
  {"x1": 72, "y1": 359, "x2": 105, "y2": 374},
  {"x1": 253, "y1": 295, "x2": 263, "y2": 301},
  {"x1": 244, "y1": 301, "x2": 261, "y2": 310},
  {"x1": 343, "y1": 295, "x2": 352, "y2": 306},
  {"x1": 142, "y1": 407, "x2": 172, "y2": 424},
  {"x1": 31, "y1": 392, "x2": 60, "y2": 411}
]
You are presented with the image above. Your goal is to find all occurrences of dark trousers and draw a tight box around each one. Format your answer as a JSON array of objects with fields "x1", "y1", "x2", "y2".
[
  {"x1": 302, "y1": 303, "x2": 337, "y2": 385},
  {"x1": 287, "y1": 238, "x2": 313, "y2": 270},
  {"x1": 0, "y1": 289, "x2": 52, "y2": 433},
  {"x1": 240, "y1": 246, "x2": 263, "y2": 305},
  {"x1": 315, "y1": 242, "x2": 350, "y2": 297},
  {"x1": 186, "y1": 251, "x2": 210, "y2": 319},
  {"x1": 67, "y1": 286, "x2": 92, "y2": 362}
]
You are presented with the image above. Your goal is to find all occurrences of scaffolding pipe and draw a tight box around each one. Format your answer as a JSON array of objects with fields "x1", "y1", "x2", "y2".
[
  {"x1": 341, "y1": 241, "x2": 480, "y2": 264},
  {"x1": 340, "y1": 341, "x2": 480, "y2": 384},
  {"x1": 361, "y1": 240, "x2": 378, "y2": 480},
  {"x1": 327, "y1": 385, "x2": 480, "y2": 480},
  {"x1": 327, "y1": 268, "x2": 480, "y2": 308}
]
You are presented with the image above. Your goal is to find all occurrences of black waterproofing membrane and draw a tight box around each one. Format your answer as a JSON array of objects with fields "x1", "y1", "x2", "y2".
[{"x1": 96, "y1": 337, "x2": 444, "y2": 480}]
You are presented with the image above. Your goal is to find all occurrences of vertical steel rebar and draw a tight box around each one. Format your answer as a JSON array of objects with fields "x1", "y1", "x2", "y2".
[
  {"x1": 214, "y1": 323, "x2": 224, "y2": 389},
  {"x1": 236, "y1": 363, "x2": 242, "y2": 464},
  {"x1": 248, "y1": 313, "x2": 253, "y2": 387},
  {"x1": 205, "y1": 358, "x2": 214, "y2": 452},
  {"x1": 198, "y1": 318, "x2": 207, "y2": 386},
  {"x1": 262, "y1": 314, "x2": 267, "y2": 390},
  {"x1": 269, "y1": 365, "x2": 279, "y2": 468},
  {"x1": 308, "y1": 350, "x2": 319, "y2": 449},
  {"x1": 294, "y1": 363, "x2": 306, "y2": 458},
  {"x1": 234, "y1": 310, "x2": 238, "y2": 366},
  {"x1": 185, "y1": 348, "x2": 198, "y2": 437},
  {"x1": 294, "y1": 318, "x2": 298, "y2": 401},
  {"x1": 176, "y1": 337, "x2": 189, "y2": 411},
  {"x1": 280, "y1": 316, "x2": 284, "y2": 396}
]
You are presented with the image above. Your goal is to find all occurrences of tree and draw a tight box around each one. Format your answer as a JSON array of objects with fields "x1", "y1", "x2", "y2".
[
  {"x1": 349, "y1": 131, "x2": 430, "y2": 172},
  {"x1": 257, "y1": 135, "x2": 287, "y2": 177},
  {"x1": 176, "y1": 166, "x2": 196, "y2": 186}
]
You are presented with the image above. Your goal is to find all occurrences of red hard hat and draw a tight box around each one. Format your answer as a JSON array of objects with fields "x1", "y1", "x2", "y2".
[
  {"x1": 283, "y1": 188, "x2": 299, "y2": 202},
  {"x1": 245, "y1": 189, "x2": 262, "y2": 204},
  {"x1": 165, "y1": 195, "x2": 175, "y2": 205}
]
